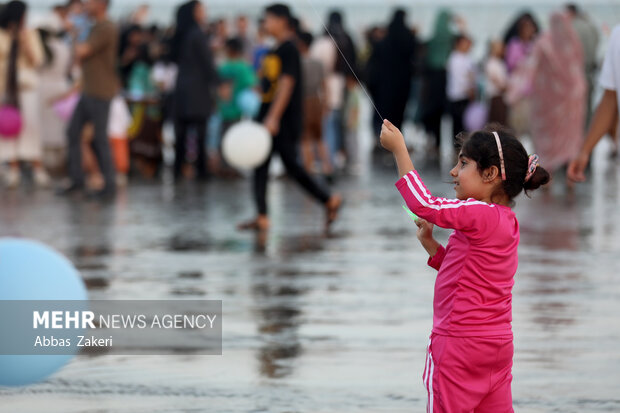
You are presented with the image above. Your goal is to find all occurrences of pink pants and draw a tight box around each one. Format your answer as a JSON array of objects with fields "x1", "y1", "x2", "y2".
[{"x1": 423, "y1": 333, "x2": 514, "y2": 413}]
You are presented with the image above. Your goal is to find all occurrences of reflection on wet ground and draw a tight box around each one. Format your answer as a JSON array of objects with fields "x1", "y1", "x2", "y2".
[{"x1": 1, "y1": 148, "x2": 620, "y2": 412}]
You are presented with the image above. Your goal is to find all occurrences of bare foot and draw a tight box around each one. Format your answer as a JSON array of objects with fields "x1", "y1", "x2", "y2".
[
  {"x1": 237, "y1": 215, "x2": 270, "y2": 231},
  {"x1": 325, "y1": 194, "x2": 343, "y2": 230}
]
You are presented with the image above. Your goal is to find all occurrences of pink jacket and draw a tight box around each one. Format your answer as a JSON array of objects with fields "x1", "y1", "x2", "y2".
[{"x1": 396, "y1": 170, "x2": 519, "y2": 337}]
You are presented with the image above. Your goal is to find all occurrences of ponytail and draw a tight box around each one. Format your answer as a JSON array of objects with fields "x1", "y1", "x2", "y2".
[{"x1": 523, "y1": 166, "x2": 550, "y2": 193}]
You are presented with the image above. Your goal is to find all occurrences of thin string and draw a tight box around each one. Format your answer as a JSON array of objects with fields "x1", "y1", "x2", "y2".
[{"x1": 304, "y1": 0, "x2": 385, "y2": 121}]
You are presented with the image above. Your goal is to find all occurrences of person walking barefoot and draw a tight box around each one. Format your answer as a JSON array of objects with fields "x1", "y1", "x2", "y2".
[{"x1": 237, "y1": 4, "x2": 342, "y2": 232}]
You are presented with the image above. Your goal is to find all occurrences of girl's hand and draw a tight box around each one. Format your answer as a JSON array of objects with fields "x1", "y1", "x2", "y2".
[
  {"x1": 415, "y1": 218, "x2": 434, "y2": 242},
  {"x1": 415, "y1": 218, "x2": 440, "y2": 257},
  {"x1": 380, "y1": 119, "x2": 406, "y2": 153}
]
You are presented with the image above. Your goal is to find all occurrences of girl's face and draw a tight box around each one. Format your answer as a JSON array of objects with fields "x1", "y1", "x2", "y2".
[
  {"x1": 450, "y1": 153, "x2": 488, "y2": 201},
  {"x1": 519, "y1": 19, "x2": 536, "y2": 42}
]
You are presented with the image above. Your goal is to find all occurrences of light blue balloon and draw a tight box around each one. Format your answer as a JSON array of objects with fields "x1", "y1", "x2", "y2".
[
  {"x1": 237, "y1": 89, "x2": 261, "y2": 119},
  {"x1": 0, "y1": 238, "x2": 87, "y2": 387}
]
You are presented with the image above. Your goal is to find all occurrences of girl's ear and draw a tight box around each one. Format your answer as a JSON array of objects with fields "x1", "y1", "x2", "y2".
[{"x1": 483, "y1": 165, "x2": 500, "y2": 182}]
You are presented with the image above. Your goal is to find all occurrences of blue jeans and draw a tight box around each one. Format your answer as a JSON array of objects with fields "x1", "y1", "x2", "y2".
[{"x1": 323, "y1": 109, "x2": 343, "y2": 165}]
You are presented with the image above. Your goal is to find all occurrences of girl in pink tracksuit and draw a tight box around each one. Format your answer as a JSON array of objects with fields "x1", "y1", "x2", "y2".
[{"x1": 380, "y1": 119, "x2": 550, "y2": 412}]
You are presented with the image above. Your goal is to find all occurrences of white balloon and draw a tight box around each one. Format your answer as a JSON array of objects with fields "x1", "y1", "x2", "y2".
[{"x1": 222, "y1": 120, "x2": 272, "y2": 169}]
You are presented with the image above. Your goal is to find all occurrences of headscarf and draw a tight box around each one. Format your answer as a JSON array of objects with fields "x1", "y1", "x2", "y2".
[
  {"x1": 537, "y1": 12, "x2": 583, "y2": 85},
  {"x1": 529, "y1": 11, "x2": 586, "y2": 171},
  {"x1": 386, "y1": 9, "x2": 409, "y2": 44},
  {"x1": 425, "y1": 9, "x2": 453, "y2": 69},
  {"x1": 170, "y1": 0, "x2": 200, "y2": 63},
  {"x1": 383, "y1": 9, "x2": 415, "y2": 66},
  {"x1": 325, "y1": 10, "x2": 357, "y2": 76}
]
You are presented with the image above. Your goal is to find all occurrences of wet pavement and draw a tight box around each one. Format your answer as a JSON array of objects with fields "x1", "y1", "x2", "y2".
[{"x1": 1, "y1": 130, "x2": 620, "y2": 412}]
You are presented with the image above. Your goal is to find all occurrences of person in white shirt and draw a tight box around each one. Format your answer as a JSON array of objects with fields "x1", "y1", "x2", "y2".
[
  {"x1": 485, "y1": 39, "x2": 508, "y2": 125},
  {"x1": 568, "y1": 25, "x2": 620, "y2": 182},
  {"x1": 447, "y1": 34, "x2": 475, "y2": 141}
]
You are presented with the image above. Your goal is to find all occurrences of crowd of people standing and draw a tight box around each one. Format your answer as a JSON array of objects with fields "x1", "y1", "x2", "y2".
[{"x1": 0, "y1": 0, "x2": 615, "y2": 198}]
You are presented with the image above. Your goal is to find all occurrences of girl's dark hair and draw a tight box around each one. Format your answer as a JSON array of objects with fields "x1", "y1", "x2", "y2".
[
  {"x1": 0, "y1": 1, "x2": 25, "y2": 108},
  {"x1": 0, "y1": 0, "x2": 26, "y2": 30},
  {"x1": 503, "y1": 11, "x2": 540, "y2": 44},
  {"x1": 456, "y1": 124, "x2": 551, "y2": 204}
]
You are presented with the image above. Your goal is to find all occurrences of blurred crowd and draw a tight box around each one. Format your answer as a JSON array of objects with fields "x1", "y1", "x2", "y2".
[{"x1": 0, "y1": 0, "x2": 614, "y2": 195}]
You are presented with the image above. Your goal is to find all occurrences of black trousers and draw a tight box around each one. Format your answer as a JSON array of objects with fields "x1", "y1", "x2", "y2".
[
  {"x1": 421, "y1": 69, "x2": 447, "y2": 149},
  {"x1": 174, "y1": 117, "x2": 208, "y2": 179},
  {"x1": 67, "y1": 94, "x2": 114, "y2": 191},
  {"x1": 253, "y1": 127, "x2": 330, "y2": 215},
  {"x1": 450, "y1": 99, "x2": 470, "y2": 144}
]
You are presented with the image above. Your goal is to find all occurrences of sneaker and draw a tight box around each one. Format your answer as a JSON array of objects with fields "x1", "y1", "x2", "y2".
[
  {"x1": 33, "y1": 168, "x2": 51, "y2": 188},
  {"x1": 4, "y1": 168, "x2": 20, "y2": 189}
]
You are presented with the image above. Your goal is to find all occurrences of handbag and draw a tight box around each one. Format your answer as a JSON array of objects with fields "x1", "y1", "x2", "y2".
[
  {"x1": 0, "y1": 33, "x2": 22, "y2": 139},
  {"x1": 52, "y1": 92, "x2": 79, "y2": 122},
  {"x1": 0, "y1": 105, "x2": 22, "y2": 138}
]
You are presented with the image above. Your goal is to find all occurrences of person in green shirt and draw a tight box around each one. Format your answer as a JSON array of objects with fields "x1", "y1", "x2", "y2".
[
  {"x1": 213, "y1": 37, "x2": 257, "y2": 176},
  {"x1": 217, "y1": 37, "x2": 257, "y2": 126}
]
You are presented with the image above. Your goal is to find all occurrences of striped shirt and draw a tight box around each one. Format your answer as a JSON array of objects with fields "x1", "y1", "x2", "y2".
[{"x1": 396, "y1": 170, "x2": 519, "y2": 337}]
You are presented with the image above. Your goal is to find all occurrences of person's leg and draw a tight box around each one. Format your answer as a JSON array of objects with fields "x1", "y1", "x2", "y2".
[
  {"x1": 192, "y1": 117, "x2": 208, "y2": 179},
  {"x1": 276, "y1": 132, "x2": 342, "y2": 228},
  {"x1": 237, "y1": 150, "x2": 273, "y2": 231},
  {"x1": 212, "y1": 118, "x2": 229, "y2": 175},
  {"x1": 310, "y1": 103, "x2": 332, "y2": 175},
  {"x1": 324, "y1": 109, "x2": 342, "y2": 166},
  {"x1": 174, "y1": 118, "x2": 188, "y2": 179},
  {"x1": 426, "y1": 335, "x2": 493, "y2": 413},
  {"x1": 2, "y1": 160, "x2": 20, "y2": 188},
  {"x1": 331, "y1": 108, "x2": 347, "y2": 168},
  {"x1": 89, "y1": 97, "x2": 114, "y2": 193},
  {"x1": 334, "y1": 108, "x2": 346, "y2": 157},
  {"x1": 423, "y1": 106, "x2": 442, "y2": 151},
  {"x1": 318, "y1": 139, "x2": 333, "y2": 176},
  {"x1": 474, "y1": 374, "x2": 513, "y2": 413},
  {"x1": 450, "y1": 101, "x2": 459, "y2": 140},
  {"x1": 424, "y1": 69, "x2": 447, "y2": 150},
  {"x1": 392, "y1": 93, "x2": 408, "y2": 131},
  {"x1": 254, "y1": 151, "x2": 272, "y2": 215},
  {"x1": 458, "y1": 100, "x2": 469, "y2": 133},
  {"x1": 475, "y1": 339, "x2": 514, "y2": 413},
  {"x1": 16, "y1": 90, "x2": 49, "y2": 187},
  {"x1": 301, "y1": 134, "x2": 315, "y2": 172},
  {"x1": 301, "y1": 97, "x2": 319, "y2": 173},
  {"x1": 276, "y1": 133, "x2": 330, "y2": 205},
  {"x1": 344, "y1": 129, "x2": 358, "y2": 172},
  {"x1": 65, "y1": 95, "x2": 89, "y2": 188},
  {"x1": 428, "y1": 111, "x2": 442, "y2": 150},
  {"x1": 81, "y1": 123, "x2": 103, "y2": 189}
]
